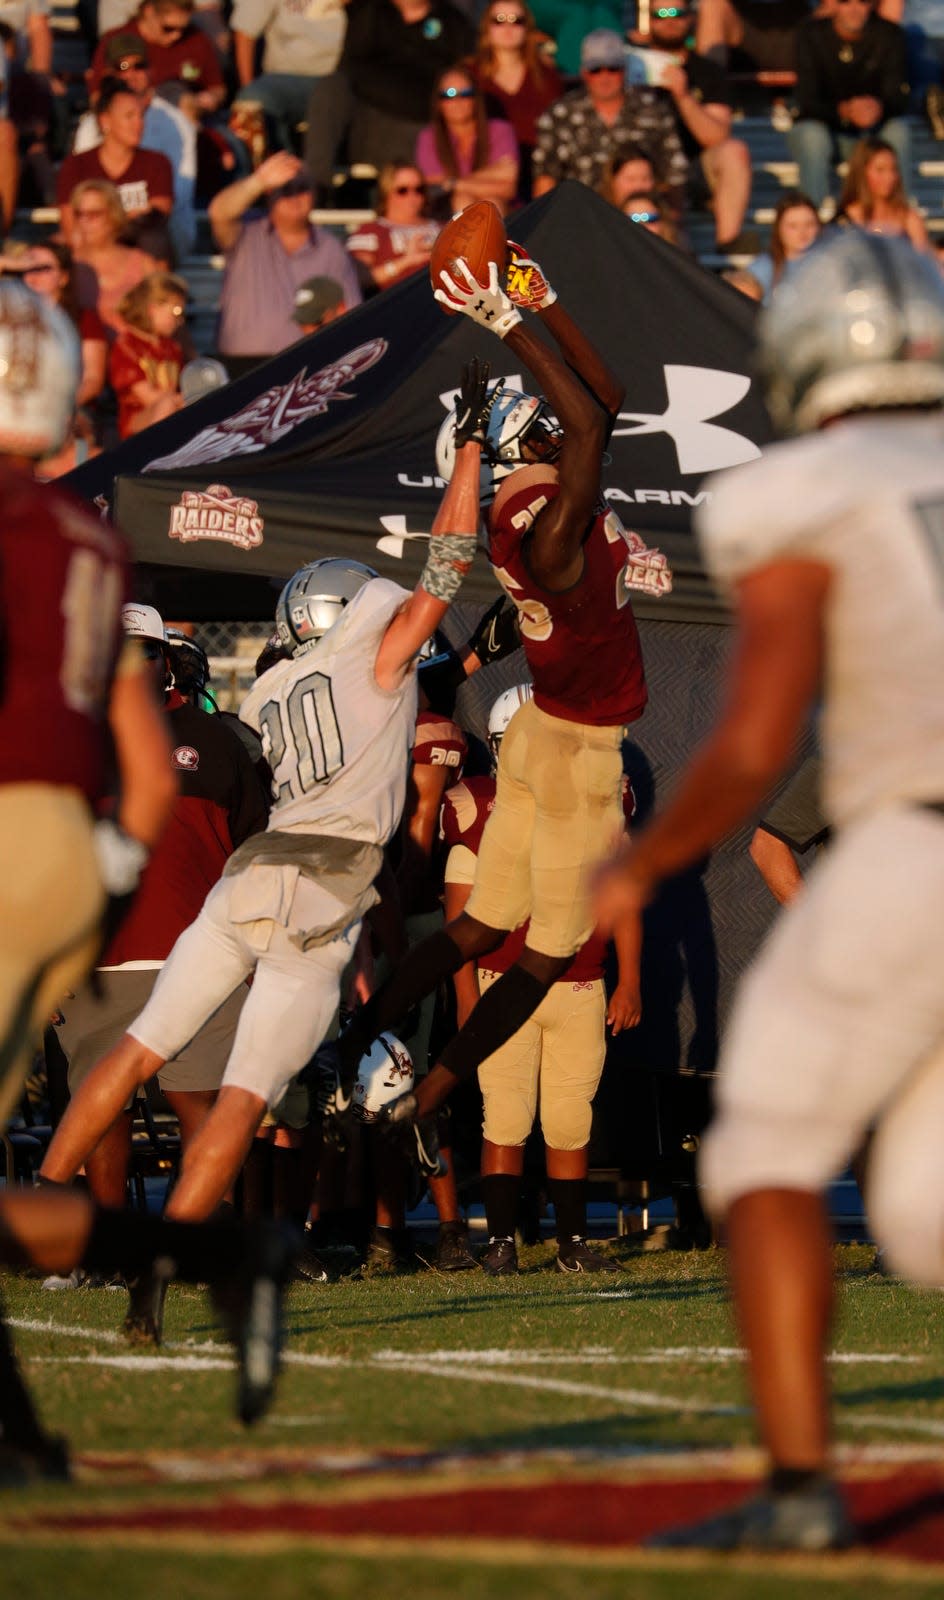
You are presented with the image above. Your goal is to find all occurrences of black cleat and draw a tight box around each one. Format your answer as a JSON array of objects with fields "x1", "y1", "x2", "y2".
[
  {"x1": 645, "y1": 1478, "x2": 854, "y2": 1551},
  {"x1": 555, "y1": 1237, "x2": 620, "y2": 1275},
  {"x1": 433, "y1": 1223, "x2": 477, "y2": 1272},
  {"x1": 211, "y1": 1220, "x2": 299, "y2": 1426},
  {"x1": 480, "y1": 1236, "x2": 519, "y2": 1276},
  {"x1": 122, "y1": 1263, "x2": 170, "y2": 1346}
]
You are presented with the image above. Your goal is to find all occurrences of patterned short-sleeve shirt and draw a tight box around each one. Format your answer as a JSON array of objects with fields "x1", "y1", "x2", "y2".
[{"x1": 532, "y1": 84, "x2": 688, "y2": 197}]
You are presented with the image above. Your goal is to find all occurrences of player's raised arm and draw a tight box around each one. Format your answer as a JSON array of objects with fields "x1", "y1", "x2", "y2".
[{"x1": 375, "y1": 359, "x2": 494, "y2": 691}]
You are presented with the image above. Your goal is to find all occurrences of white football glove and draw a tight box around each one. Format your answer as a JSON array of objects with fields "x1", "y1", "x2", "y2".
[
  {"x1": 504, "y1": 239, "x2": 558, "y2": 311},
  {"x1": 434, "y1": 258, "x2": 522, "y2": 339},
  {"x1": 93, "y1": 818, "x2": 149, "y2": 896}
]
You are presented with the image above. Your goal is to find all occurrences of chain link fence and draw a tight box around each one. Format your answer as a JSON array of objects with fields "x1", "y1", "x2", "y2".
[{"x1": 191, "y1": 620, "x2": 275, "y2": 712}]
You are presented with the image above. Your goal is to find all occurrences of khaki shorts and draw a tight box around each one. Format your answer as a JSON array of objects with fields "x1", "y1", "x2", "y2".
[
  {"x1": 477, "y1": 969, "x2": 607, "y2": 1150},
  {"x1": 0, "y1": 785, "x2": 103, "y2": 1131},
  {"x1": 467, "y1": 699, "x2": 624, "y2": 958},
  {"x1": 61, "y1": 968, "x2": 247, "y2": 1097}
]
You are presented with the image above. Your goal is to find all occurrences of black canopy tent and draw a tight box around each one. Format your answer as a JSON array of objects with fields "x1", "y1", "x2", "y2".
[{"x1": 67, "y1": 181, "x2": 771, "y2": 623}]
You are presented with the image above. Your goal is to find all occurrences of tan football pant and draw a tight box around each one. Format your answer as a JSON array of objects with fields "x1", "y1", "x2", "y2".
[
  {"x1": 0, "y1": 784, "x2": 103, "y2": 1132},
  {"x1": 476, "y1": 968, "x2": 607, "y2": 1149},
  {"x1": 466, "y1": 699, "x2": 624, "y2": 958}
]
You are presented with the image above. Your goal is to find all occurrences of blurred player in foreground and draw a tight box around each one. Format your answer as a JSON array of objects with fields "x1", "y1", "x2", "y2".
[
  {"x1": 328, "y1": 241, "x2": 670, "y2": 1134},
  {"x1": 0, "y1": 281, "x2": 295, "y2": 1472},
  {"x1": 41, "y1": 361, "x2": 492, "y2": 1259},
  {"x1": 593, "y1": 231, "x2": 944, "y2": 1550}
]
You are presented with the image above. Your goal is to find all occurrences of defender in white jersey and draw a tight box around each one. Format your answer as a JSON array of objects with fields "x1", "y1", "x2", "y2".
[
  {"x1": 42, "y1": 359, "x2": 496, "y2": 1244},
  {"x1": 594, "y1": 232, "x2": 944, "y2": 1551}
]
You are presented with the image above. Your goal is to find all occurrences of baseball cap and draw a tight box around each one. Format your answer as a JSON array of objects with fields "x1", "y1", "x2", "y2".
[
  {"x1": 580, "y1": 28, "x2": 625, "y2": 69},
  {"x1": 122, "y1": 602, "x2": 165, "y2": 644},
  {"x1": 104, "y1": 31, "x2": 149, "y2": 66},
  {"x1": 292, "y1": 275, "x2": 344, "y2": 326}
]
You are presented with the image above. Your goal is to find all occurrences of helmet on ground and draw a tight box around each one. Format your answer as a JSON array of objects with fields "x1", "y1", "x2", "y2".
[
  {"x1": 436, "y1": 383, "x2": 563, "y2": 499},
  {"x1": 487, "y1": 680, "x2": 533, "y2": 760},
  {"x1": 0, "y1": 280, "x2": 80, "y2": 459},
  {"x1": 275, "y1": 558, "x2": 378, "y2": 656},
  {"x1": 352, "y1": 1033, "x2": 414, "y2": 1123},
  {"x1": 759, "y1": 231, "x2": 944, "y2": 435}
]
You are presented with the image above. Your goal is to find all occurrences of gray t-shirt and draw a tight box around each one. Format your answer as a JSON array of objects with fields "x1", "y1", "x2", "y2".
[{"x1": 230, "y1": 0, "x2": 345, "y2": 76}]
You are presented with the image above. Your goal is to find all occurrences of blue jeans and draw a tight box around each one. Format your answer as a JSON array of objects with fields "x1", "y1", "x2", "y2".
[{"x1": 788, "y1": 117, "x2": 913, "y2": 209}]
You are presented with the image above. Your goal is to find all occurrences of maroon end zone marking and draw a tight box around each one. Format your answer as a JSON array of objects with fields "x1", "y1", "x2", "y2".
[{"x1": 15, "y1": 1471, "x2": 944, "y2": 1562}]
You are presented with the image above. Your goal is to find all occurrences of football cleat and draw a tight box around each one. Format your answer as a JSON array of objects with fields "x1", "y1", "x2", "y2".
[
  {"x1": 122, "y1": 1263, "x2": 170, "y2": 1347},
  {"x1": 480, "y1": 1236, "x2": 519, "y2": 1276},
  {"x1": 211, "y1": 1219, "x2": 299, "y2": 1426},
  {"x1": 555, "y1": 1238, "x2": 621, "y2": 1274},
  {"x1": 645, "y1": 1478, "x2": 854, "y2": 1551}
]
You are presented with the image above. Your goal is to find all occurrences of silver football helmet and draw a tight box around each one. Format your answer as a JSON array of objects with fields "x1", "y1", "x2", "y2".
[
  {"x1": 0, "y1": 279, "x2": 79, "y2": 459},
  {"x1": 487, "y1": 680, "x2": 533, "y2": 761},
  {"x1": 436, "y1": 383, "x2": 563, "y2": 499},
  {"x1": 759, "y1": 231, "x2": 944, "y2": 435},
  {"x1": 275, "y1": 558, "x2": 378, "y2": 656}
]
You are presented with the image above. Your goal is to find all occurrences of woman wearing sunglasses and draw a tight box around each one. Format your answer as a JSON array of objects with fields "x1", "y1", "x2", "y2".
[
  {"x1": 415, "y1": 66, "x2": 519, "y2": 215},
  {"x1": 346, "y1": 163, "x2": 442, "y2": 291},
  {"x1": 7, "y1": 240, "x2": 109, "y2": 409},
  {"x1": 465, "y1": 4, "x2": 562, "y2": 200}
]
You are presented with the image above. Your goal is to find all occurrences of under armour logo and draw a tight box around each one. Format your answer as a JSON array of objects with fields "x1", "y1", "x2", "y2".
[
  {"x1": 473, "y1": 298, "x2": 494, "y2": 322},
  {"x1": 376, "y1": 514, "x2": 432, "y2": 559},
  {"x1": 614, "y1": 365, "x2": 761, "y2": 475}
]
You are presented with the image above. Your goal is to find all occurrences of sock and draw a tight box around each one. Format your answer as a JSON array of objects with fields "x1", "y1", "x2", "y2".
[
  {"x1": 769, "y1": 1466, "x2": 827, "y2": 1497},
  {"x1": 340, "y1": 930, "x2": 465, "y2": 1084},
  {"x1": 483, "y1": 1174, "x2": 520, "y2": 1241},
  {"x1": 549, "y1": 1177, "x2": 586, "y2": 1245},
  {"x1": 438, "y1": 967, "x2": 548, "y2": 1086},
  {"x1": 0, "y1": 1303, "x2": 48, "y2": 1449},
  {"x1": 82, "y1": 1206, "x2": 247, "y2": 1285}
]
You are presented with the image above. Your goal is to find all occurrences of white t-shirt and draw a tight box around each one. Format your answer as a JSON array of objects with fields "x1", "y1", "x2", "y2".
[
  {"x1": 697, "y1": 413, "x2": 944, "y2": 828},
  {"x1": 241, "y1": 577, "x2": 418, "y2": 844}
]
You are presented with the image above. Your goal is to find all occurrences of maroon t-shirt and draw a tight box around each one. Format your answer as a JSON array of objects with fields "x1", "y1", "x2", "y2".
[
  {"x1": 468, "y1": 61, "x2": 564, "y2": 148},
  {"x1": 90, "y1": 23, "x2": 224, "y2": 94},
  {"x1": 0, "y1": 466, "x2": 128, "y2": 802},
  {"x1": 486, "y1": 465, "x2": 648, "y2": 727},
  {"x1": 109, "y1": 326, "x2": 183, "y2": 438},
  {"x1": 57, "y1": 146, "x2": 174, "y2": 216}
]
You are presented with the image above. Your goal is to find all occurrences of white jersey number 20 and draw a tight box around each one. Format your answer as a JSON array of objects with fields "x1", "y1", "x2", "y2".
[{"x1": 258, "y1": 669, "x2": 344, "y2": 802}]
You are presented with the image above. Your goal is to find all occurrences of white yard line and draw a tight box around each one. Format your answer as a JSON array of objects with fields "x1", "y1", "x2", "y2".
[{"x1": 370, "y1": 1355, "x2": 748, "y2": 1417}]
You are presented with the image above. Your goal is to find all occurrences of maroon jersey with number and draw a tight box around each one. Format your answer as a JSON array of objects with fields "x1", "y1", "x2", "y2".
[
  {"x1": 486, "y1": 463, "x2": 647, "y2": 727},
  {"x1": 0, "y1": 467, "x2": 128, "y2": 801},
  {"x1": 412, "y1": 708, "x2": 467, "y2": 774},
  {"x1": 442, "y1": 773, "x2": 635, "y2": 982}
]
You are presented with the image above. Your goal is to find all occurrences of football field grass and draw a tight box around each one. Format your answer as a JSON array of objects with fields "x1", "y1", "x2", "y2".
[{"x1": 3, "y1": 1240, "x2": 944, "y2": 1599}]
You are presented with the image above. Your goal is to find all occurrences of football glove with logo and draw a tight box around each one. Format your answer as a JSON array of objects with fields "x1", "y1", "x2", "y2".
[
  {"x1": 454, "y1": 356, "x2": 495, "y2": 448},
  {"x1": 434, "y1": 259, "x2": 522, "y2": 338},
  {"x1": 504, "y1": 240, "x2": 557, "y2": 311},
  {"x1": 468, "y1": 595, "x2": 520, "y2": 666},
  {"x1": 377, "y1": 1091, "x2": 446, "y2": 1179}
]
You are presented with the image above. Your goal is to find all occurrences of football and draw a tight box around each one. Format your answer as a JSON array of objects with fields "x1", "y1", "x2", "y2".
[
  {"x1": 430, "y1": 201, "x2": 508, "y2": 313},
  {"x1": 352, "y1": 1032, "x2": 414, "y2": 1122}
]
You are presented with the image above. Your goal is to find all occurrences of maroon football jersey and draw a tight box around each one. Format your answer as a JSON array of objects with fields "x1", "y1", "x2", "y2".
[
  {"x1": 412, "y1": 709, "x2": 468, "y2": 775},
  {"x1": 486, "y1": 464, "x2": 648, "y2": 727},
  {"x1": 441, "y1": 774, "x2": 610, "y2": 983},
  {"x1": 0, "y1": 467, "x2": 128, "y2": 801}
]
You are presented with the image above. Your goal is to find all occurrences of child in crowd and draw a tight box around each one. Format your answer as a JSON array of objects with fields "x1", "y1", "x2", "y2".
[{"x1": 109, "y1": 270, "x2": 187, "y2": 438}]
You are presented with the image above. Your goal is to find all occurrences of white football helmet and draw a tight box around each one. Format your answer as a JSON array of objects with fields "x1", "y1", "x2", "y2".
[
  {"x1": 0, "y1": 279, "x2": 80, "y2": 458},
  {"x1": 275, "y1": 558, "x2": 377, "y2": 656},
  {"x1": 352, "y1": 1033, "x2": 414, "y2": 1123},
  {"x1": 760, "y1": 231, "x2": 944, "y2": 435},
  {"x1": 436, "y1": 384, "x2": 563, "y2": 499},
  {"x1": 487, "y1": 680, "x2": 534, "y2": 760}
]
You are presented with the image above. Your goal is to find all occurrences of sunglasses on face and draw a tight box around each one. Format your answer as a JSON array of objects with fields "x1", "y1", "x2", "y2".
[
  {"x1": 74, "y1": 207, "x2": 107, "y2": 218},
  {"x1": 490, "y1": 11, "x2": 525, "y2": 21},
  {"x1": 24, "y1": 262, "x2": 56, "y2": 274},
  {"x1": 653, "y1": 6, "x2": 690, "y2": 16},
  {"x1": 394, "y1": 182, "x2": 425, "y2": 193},
  {"x1": 440, "y1": 85, "x2": 476, "y2": 98},
  {"x1": 628, "y1": 209, "x2": 660, "y2": 222},
  {"x1": 159, "y1": 21, "x2": 185, "y2": 34},
  {"x1": 117, "y1": 56, "x2": 148, "y2": 70},
  {"x1": 586, "y1": 62, "x2": 623, "y2": 73},
  {"x1": 140, "y1": 641, "x2": 166, "y2": 660}
]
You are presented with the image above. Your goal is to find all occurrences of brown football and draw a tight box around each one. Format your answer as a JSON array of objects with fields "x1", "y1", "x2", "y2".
[{"x1": 430, "y1": 201, "x2": 508, "y2": 314}]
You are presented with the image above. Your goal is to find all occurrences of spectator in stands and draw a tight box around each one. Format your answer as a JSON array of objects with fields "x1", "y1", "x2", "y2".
[
  {"x1": 18, "y1": 239, "x2": 109, "y2": 405},
  {"x1": 230, "y1": 0, "x2": 346, "y2": 181},
  {"x1": 70, "y1": 47, "x2": 199, "y2": 257},
  {"x1": 109, "y1": 269, "x2": 187, "y2": 435},
  {"x1": 0, "y1": 0, "x2": 51, "y2": 74},
  {"x1": 788, "y1": 0, "x2": 911, "y2": 211},
  {"x1": 465, "y1": 2, "x2": 563, "y2": 200},
  {"x1": 526, "y1": 0, "x2": 622, "y2": 77},
  {"x1": 836, "y1": 132, "x2": 931, "y2": 248},
  {"x1": 346, "y1": 162, "x2": 441, "y2": 291},
  {"x1": 90, "y1": 0, "x2": 225, "y2": 115},
  {"x1": 597, "y1": 146, "x2": 659, "y2": 206},
  {"x1": 640, "y1": 1, "x2": 754, "y2": 253},
  {"x1": 416, "y1": 65, "x2": 519, "y2": 214},
  {"x1": 209, "y1": 151, "x2": 361, "y2": 366},
  {"x1": 58, "y1": 79, "x2": 175, "y2": 263},
  {"x1": 291, "y1": 271, "x2": 344, "y2": 331},
  {"x1": 67, "y1": 177, "x2": 159, "y2": 333},
  {"x1": 695, "y1": 0, "x2": 812, "y2": 74},
  {"x1": 532, "y1": 28, "x2": 689, "y2": 217},
  {"x1": 340, "y1": 0, "x2": 475, "y2": 172},
  {"x1": 746, "y1": 187, "x2": 820, "y2": 300}
]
